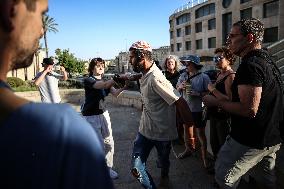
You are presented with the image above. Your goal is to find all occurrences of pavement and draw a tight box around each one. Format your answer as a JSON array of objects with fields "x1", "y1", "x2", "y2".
[
  {"x1": 70, "y1": 101, "x2": 284, "y2": 189},
  {"x1": 88, "y1": 102, "x2": 216, "y2": 189}
]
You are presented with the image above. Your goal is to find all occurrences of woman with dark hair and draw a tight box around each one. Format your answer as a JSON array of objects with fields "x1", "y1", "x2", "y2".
[
  {"x1": 81, "y1": 58, "x2": 126, "y2": 179},
  {"x1": 207, "y1": 47, "x2": 236, "y2": 161}
]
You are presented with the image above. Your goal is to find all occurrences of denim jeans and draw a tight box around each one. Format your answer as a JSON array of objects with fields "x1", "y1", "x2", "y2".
[{"x1": 131, "y1": 133, "x2": 171, "y2": 189}]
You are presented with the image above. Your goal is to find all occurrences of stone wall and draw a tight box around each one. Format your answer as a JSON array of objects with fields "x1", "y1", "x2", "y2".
[{"x1": 15, "y1": 89, "x2": 142, "y2": 110}]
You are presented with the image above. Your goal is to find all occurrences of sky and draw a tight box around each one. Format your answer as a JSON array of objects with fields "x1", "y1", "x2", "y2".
[{"x1": 44, "y1": 0, "x2": 189, "y2": 60}]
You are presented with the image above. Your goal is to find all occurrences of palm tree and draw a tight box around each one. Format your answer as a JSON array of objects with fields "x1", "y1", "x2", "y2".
[{"x1": 42, "y1": 14, "x2": 58, "y2": 57}]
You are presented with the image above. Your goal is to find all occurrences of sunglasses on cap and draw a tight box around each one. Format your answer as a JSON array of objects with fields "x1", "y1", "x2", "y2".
[{"x1": 213, "y1": 55, "x2": 224, "y2": 63}]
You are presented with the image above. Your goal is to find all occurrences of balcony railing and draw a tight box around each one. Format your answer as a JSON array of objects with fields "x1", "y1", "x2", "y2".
[{"x1": 174, "y1": 0, "x2": 208, "y2": 14}]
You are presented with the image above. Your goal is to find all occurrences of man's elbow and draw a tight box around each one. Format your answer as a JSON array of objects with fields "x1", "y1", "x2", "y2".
[{"x1": 244, "y1": 109, "x2": 258, "y2": 118}]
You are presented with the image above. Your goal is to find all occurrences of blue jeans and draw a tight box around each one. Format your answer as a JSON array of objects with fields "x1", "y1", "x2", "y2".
[{"x1": 131, "y1": 133, "x2": 171, "y2": 189}]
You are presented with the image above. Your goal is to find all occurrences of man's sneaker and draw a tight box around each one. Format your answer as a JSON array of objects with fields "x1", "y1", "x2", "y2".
[{"x1": 109, "y1": 168, "x2": 118, "y2": 179}]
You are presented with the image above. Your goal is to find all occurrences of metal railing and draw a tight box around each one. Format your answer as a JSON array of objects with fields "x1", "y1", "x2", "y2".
[{"x1": 174, "y1": 0, "x2": 208, "y2": 14}]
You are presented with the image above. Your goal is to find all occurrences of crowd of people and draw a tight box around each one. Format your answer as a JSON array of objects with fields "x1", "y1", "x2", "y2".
[{"x1": 0, "y1": 1, "x2": 283, "y2": 189}]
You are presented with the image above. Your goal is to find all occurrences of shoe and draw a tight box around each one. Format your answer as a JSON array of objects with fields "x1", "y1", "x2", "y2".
[{"x1": 109, "y1": 168, "x2": 118, "y2": 179}]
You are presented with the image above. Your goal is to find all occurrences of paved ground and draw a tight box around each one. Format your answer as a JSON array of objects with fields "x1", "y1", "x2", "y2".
[
  {"x1": 72, "y1": 102, "x2": 216, "y2": 188},
  {"x1": 103, "y1": 103, "x2": 215, "y2": 189},
  {"x1": 71, "y1": 102, "x2": 283, "y2": 189}
]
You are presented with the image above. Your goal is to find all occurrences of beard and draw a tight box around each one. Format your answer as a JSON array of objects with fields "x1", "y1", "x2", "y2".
[
  {"x1": 10, "y1": 41, "x2": 38, "y2": 70},
  {"x1": 132, "y1": 59, "x2": 144, "y2": 73}
]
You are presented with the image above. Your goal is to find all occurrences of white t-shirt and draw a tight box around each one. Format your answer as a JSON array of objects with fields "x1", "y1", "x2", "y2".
[
  {"x1": 139, "y1": 64, "x2": 181, "y2": 141},
  {"x1": 35, "y1": 71, "x2": 63, "y2": 103}
]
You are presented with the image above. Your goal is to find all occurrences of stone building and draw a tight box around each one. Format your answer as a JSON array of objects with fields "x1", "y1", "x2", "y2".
[
  {"x1": 115, "y1": 46, "x2": 170, "y2": 73},
  {"x1": 169, "y1": 0, "x2": 283, "y2": 70},
  {"x1": 7, "y1": 50, "x2": 45, "y2": 81}
]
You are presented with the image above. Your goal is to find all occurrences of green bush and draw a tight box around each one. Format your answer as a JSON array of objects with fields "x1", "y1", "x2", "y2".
[
  {"x1": 13, "y1": 85, "x2": 37, "y2": 92},
  {"x1": 7, "y1": 77, "x2": 25, "y2": 88},
  {"x1": 59, "y1": 79, "x2": 84, "y2": 89}
]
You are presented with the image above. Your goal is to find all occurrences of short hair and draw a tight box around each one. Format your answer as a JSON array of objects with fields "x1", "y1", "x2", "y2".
[
  {"x1": 163, "y1": 55, "x2": 181, "y2": 71},
  {"x1": 214, "y1": 47, "x2": 236, "y2": 65},
  {"x1": 233, "y1": 18, "x2": 264, "y2": 43},
  {"x1": 88, "y1": 58, "x2": 105, "y2": 76}
]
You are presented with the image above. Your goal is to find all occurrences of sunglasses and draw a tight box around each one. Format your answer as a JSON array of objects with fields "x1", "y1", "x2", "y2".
[{"x1": 213, "y1": 56, "x2": 224, "y2": 63}]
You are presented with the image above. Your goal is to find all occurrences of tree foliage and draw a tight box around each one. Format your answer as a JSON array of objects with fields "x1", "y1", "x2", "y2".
[
  {"x1": 42, "y1": 14, "x2": 58, "y2": 57},
  {"x1": 55, "y1": 49, "x2": 87, "y2": 76}
]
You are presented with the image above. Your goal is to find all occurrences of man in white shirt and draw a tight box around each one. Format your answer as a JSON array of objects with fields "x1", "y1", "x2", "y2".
[
  {"x1": 34, "y1": 57, "x2": 68, "y2": 103},
  {"x1": 129, "y1": 41, "x2": 194, "y2": 189}
]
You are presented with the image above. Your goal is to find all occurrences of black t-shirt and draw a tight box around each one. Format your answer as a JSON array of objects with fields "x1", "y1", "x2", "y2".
[
  {"x1": 230, "y1": 49, "x2": 283, "y2": 149},
  {"x1": 81, "y1": 76, "x2": 110, "y2": 116},
  {"x1": 164, "y1": 70, "x2": 180, "y2": 88}
]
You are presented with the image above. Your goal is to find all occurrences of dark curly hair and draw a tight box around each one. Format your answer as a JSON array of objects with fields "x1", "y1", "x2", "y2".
[
  {"x1": 88, "y1": 58, "x2": 105, "y2": 76},
  {"x1": 214, "y1": 47, "x2": 236, "y2": 65},
  {"x1": 233, "y1": 18, "x2": 264, "y2": 43}
]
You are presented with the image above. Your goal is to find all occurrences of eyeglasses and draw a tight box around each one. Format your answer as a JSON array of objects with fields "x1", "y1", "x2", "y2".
[
  {"x1": 227, "y1": 33, "x2": 243, "y2": 39},
  {"x1": 213, "y1": 56, "x2": 224, "y2": 63}
]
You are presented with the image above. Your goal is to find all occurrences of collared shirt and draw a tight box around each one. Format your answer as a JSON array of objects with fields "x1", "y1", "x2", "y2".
[{"x1": 139, "y1": 64, "x2": 181, "y2": 141}]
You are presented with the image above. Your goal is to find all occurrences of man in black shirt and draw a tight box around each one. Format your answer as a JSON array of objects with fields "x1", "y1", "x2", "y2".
[{"x1": 203, "y1": 18, "x2": 283, "y2": 188}]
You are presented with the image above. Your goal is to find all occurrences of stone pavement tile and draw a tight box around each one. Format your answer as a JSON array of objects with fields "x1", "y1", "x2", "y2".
[{"x1": 106, "y1": 104, "x2": 216, "y2": 189}]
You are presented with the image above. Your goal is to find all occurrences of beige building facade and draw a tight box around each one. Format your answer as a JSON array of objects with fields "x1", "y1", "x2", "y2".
[
  {"x1": 116, "y1": 46, "x2": 170, "y2": 73},
  {"x1": 7, "y1": 50, "x2": 45, "y2": 81},
  {"x1": 169, "y1": 0, "x2": 282, "y2": 69}
]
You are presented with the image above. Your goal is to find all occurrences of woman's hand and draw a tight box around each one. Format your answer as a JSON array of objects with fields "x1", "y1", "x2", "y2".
[
  {"x1": 203, "y1": 95, "x2": 218, "y2": 107},
  {"x1": 208, "y1": 83, "x2": 216, "y2": 92}
]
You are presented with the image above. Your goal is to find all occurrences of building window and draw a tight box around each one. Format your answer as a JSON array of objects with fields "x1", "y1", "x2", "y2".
[
  {"x1": 171, "y1": 44, "x2": 174, "y2": 52},
  {"x1": 176, "y1": 13, "x2": 190, "y2": 25},
  {"x1": 263, "y1": 27, "x2": 278, "y2": 43},
  {"x1": 170, "y1": 31, "x2": 173, "y2": 39},
  {"x1": 208, "y1": 18, "x2": 216, "y2": 30},
  {"x1": 169, "y1": 20, "x2": 173, "y2": 28},
  {"x1": 196, "y1": 39, "x2": 203, "y2": 49},
  {"x1": 196, "y1": 22, "x2": 202, "y2": 33},
  {"x1": 176, "y1": 28, "x2": 182, "y2": 37},
  {"x1": 222, "y1": 0, "x2": 232, "y2": 8},
  {"x1": 263, "y1": 0, "x2": 279, "y2": 18},
  {"x1": 185, "y1": 25, "x2": 191, "y2": 35},
  {"x1": 222, "y1": 12, "x2": 232, "y2": 45},
  {"x1": 240, "y1": 8, "x2": 252, "y2": 20},
  {"x1": 186, "y1": 41, "x2": 191, "y2": 50},
  {"x1": 196, "y1": 3, "x2": 215, "y2": 19},
  {"x1": 240, "y1": 0, "x2": 251, "y2": 3},
  {"x1": 208, "y1": 37, "x2": 216, "y2": 48},
  {"x1": 177, "y1": 43, "x2": 182, "y2": 51}
]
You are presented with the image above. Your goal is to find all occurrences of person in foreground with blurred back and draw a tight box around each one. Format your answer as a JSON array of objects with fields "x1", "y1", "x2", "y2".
[
  {"x1": 0, "y1": 0, "x2": 113, "y2": 188},
  {"x1": 128, "y1": 41, "x2": 194, "y2": 189},
  {"x1": 203, "y1": 18, "x2": 284, "y2": 189},
  {"x1": 81, "y1": 57, "x2": 127, "y2": 179}
]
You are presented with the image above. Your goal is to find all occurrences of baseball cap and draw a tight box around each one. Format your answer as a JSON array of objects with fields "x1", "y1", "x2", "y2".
[
  {"x1": 42, "y1": 58, "x2": 54, "y2": 65},
  {"x1": 129, "y1": 41, "x2": 152, "y2": 52}
]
